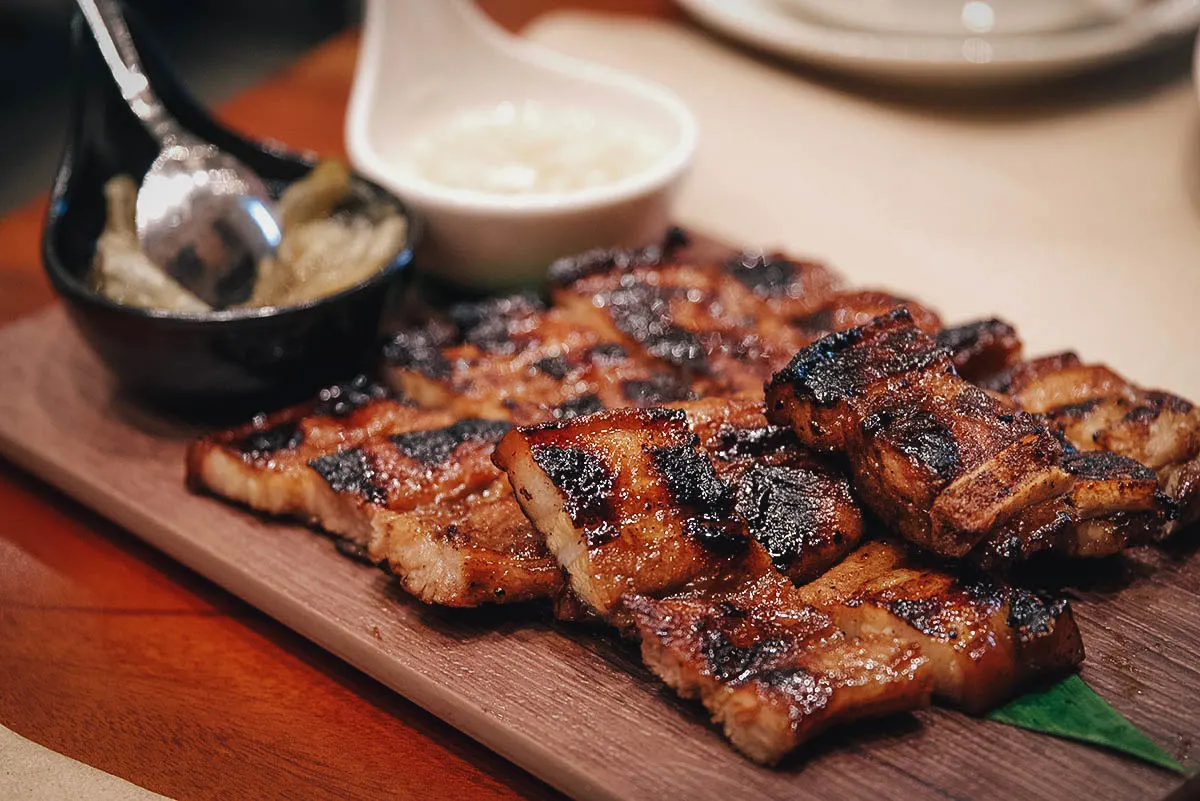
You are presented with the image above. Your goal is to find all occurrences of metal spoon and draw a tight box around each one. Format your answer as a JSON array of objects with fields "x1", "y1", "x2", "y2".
[{"x1": 75, "y1": 0, "x2": 281, "y2": 308}]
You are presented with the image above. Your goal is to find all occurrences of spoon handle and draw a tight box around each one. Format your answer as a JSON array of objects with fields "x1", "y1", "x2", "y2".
[{"x1": 74, "y1": 0, "x2": 187, "y2": 146}]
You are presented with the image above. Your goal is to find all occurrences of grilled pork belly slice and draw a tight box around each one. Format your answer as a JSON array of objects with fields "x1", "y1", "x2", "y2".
[
  {"x1": 552, "y1": 260, "x2": 807, "y2": 397},
  {"x1": 765, "y1": 310, "x2": 1069, "y2": 557},
  {"x1": 384, "y1": 305, "x2": 694, "y2": 425},
  {"x1": 793, "y1": 289, "x2": 943, "y2": 343},
  {"x1": 624, "y1": 569, "x2": 931, "y2": 765},
  {"x1": 972, "y1": 447, "x2": 1172, "y2": 568},
  {"x1": 718, "y1": 251, "x2": 843, "y2": 319},
  {"x1": 798, "y1": 541, "x2": 1083, "y2": 712},
  {"x1": 935, "y1": 319, "x2": 1022, "y2": 383},
  {"x1": 494, "y1": 404, "x2": 932, "y2": 763},
  {"x1": 186, "y1": 376, "x2": 454, "y2": 519},
  {"x1": 190, "y1": 400, "x2": 563, "y2": 606},
  {"x1": 303, "y1": 418, "x2": 565, "y2": 605},
  {"x1": 367, "y1": 480, "x2": 563, "y2": 606},
  {"x1": 982, "y1": 353, "x2": 1200, "y2": 533},
  {"x1": 493, "y1": 406, "x2": 750, "y2": 619},
  {"x1": 680, "y1": 398, "x2": 865, "y2": 584}
]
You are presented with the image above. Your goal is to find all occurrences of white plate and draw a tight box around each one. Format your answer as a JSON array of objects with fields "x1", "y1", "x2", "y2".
[{"x1": 676, "y1": 0, "x2": 1200, "y2": 84}]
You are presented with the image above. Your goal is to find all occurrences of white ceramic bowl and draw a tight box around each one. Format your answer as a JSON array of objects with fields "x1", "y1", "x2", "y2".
[{"x1": 345, "y1": 0, "x2": 697, "y2": 289}]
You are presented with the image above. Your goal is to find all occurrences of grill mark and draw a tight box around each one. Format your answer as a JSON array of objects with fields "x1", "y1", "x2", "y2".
[
  {"x1": 1061, "y1": 450, "x2": 1157, "y2": 482},
  {"x1": 589, "y1": 342, "x2": 629, "y2": 364},
  {"x1": 1006, "y1": 589, "x2": 1064, "y2": 643},
  {"x1": 650, "y1": 444, "x2": 747, "y2": 553},
  {"x1": 382, "y1": 329, "x2": 452, "y2": 380},
  {"x1": 548, "y1": 226, "x2": 689, "y2": 285},
  {"x1": 621, "y1": 373, "x2": 695, "y2": 406},
  {"x1": 390, "y1": 419, "x2": 512, "y2": 465},
  {"x1": 734, "y1": 465, "x2": 833, "y2": 567},
  {"x1": 235, "y1": 420, "x2": 303, "y2": 459},
  {"x1": 701, "y1": 629, "x2": 788, "y2": 683},
  {"x1": 772, "y1": 310, "x2": 948, "y2": 407},
  {"x1": 530, "y1": 444, "x2": 615, "y2": 527},
  {"x1": 553, "y1": 394, "x2": 605, "y2": 420},
  {"x1": 712, "y1": 426, "x2": 800, "y2": 461},
  {"x1": 313, "y1": 375, "x2": 394, "y2": 418},
  {"x1": 861, "y1": 405, "x2": 962, "y2": 481},
  {"x1": 603, "y1": 283, "x2": 708, "y2": 372},
  {"x1": 723, "y1": 252, "x2": 798, "y2": 297},
  {"x1": 532, "y1": 355, "x2": 572, "y2": 380},
  {"x1": 883, "y1": 598, "x2": 958, "y2": 641},
  {"x1": 309, "y1": 448, "x2": 387, "y2": 504},
  {"x1": 650, "y1": 444, "x2": 734, "y2": 514}
]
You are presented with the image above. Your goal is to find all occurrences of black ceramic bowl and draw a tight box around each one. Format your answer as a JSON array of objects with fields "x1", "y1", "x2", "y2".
[{"x1": 43, "y1": 10, "x2": 418, "y2": 414}]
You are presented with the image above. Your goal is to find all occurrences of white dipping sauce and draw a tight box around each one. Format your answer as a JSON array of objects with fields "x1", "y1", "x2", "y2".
[{"x1": 396, "y1": 101, "x2": 668, "y2": 196}]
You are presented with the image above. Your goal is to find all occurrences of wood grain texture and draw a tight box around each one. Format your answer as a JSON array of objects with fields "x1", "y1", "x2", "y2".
[{"x1": 0, "y1": 308, "x2": 1196, "y2": 801}]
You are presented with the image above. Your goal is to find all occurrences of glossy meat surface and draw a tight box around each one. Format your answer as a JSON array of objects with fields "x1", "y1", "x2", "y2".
[
  {"x1": 680, "y1": 398, "x2": 865, "y2": 583},
  {"x1": 494, "y1": 404, "x2": 932, "y2": 763},
  {"x1": 384, "y1": 303, "x2": 694, "y2": 425},
  {"x1": 982, "y1": 353, "x2": 1200, "y2": 534},
  {"x1": 766, "y1": 310, "x2": 1069, "y2": 556},
  {"x1": 553, "y1": 261, "x2": 807, "y2": 396},
  {"x1": 187, "y1": 383, "x2": 561, "y2": 606},
  {"x1": 798, "y1": 540, "x2": 1083, "y2": 712}
]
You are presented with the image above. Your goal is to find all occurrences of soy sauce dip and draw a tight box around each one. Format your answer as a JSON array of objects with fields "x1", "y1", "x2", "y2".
[{"x1": 393, "y1": 100, "x2": 669, "y2": 198}]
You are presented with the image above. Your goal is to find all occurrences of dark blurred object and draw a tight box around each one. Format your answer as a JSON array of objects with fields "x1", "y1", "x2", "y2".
[
  {"x1": 0, "y1": 0, "x2": 361, "y2": 214},
  {"x1": 42, "y1": 7, "x2": 415, "y2": 413}
]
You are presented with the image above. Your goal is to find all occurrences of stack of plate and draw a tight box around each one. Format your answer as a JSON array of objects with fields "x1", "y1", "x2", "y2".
[{"x1": 676, "y1": 0, "x2": 1200, "y2": 83}]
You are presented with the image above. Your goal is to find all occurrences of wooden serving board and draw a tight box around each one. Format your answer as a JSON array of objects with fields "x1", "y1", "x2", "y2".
[{"x1": 0, "y1": 304, "x2": 1197, "y2": 801}]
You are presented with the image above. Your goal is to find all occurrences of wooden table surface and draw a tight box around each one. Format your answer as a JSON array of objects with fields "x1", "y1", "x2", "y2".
[{"x1": 0, "y1": 4, "x2": 673, "y2": 800}]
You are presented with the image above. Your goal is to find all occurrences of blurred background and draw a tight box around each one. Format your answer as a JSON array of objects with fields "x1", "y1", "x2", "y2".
[{"x1": 0, "y1": 0, "x2": 361, "y2": 214}]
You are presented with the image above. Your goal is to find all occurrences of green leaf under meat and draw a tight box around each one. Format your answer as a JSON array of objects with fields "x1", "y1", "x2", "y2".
[{"x1": 987, "y1": 674, "x2": 1185, "y2": 774}]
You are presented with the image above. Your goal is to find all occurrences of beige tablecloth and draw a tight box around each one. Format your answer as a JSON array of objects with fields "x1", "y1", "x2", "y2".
[{"x1": 0, "y1": 725, "x2": 170, "y2": 800}]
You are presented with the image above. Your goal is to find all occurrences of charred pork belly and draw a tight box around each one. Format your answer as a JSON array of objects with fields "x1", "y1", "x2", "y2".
[
  {"x1": 678, "y1": 398, "x2": 865, "y2": 584},
  {"x1": 981, "y1": 353, "x2": 1200, "y2": 533},
  {"x1": 798, "y1": 540, "x2": 1084, "y2": 712},
  {"x1": 186, "y1": 376, "x2": 453, "y2": 519},
  {"x1": 384, "y1": 303, "x2": 694, "y2": 426},
  {"x1": 718, "y1": 251, "x2": 842, "y2": 320},
  {"x1": 935, "y1": 318, "x2": 1023, "y2": 383},
  {"x1": 793, "y1": 289, "x2": 942, "y2": 344},
  {"x1": 493, "y1": 405, "x2": 932, "y2": 763},
  {"x1": 623, "y1": 568, "x2": 931, "y2": 764},
  {"x1": 367, "y1": 480, "x2": 564, "y2": 606},
  {"x1": 188, "y1": 392, "x2": 562, "y2": 606},
  {"x1": 552, "y1": 259, "x2": 807, "y2": 397},
  {"x1": 975, "y1": 449, "x2": 1171, "y2": 568},
  {"x1": 765, "y1": 310, "x2": 1071, "y2": 557}
]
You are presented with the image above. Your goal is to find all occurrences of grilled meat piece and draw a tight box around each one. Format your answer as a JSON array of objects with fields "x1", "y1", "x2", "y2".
[
  {"x1": 494, "y1": 406, "x2": 750, "y2": 618},
  {"x1": 935, "y1": 319, "x2": 1022, "y2": 383},
  {"x1": 766, "y1": 310, "x2": 1070, "y2": 557},
  {"x1": 494, "y1": 405, "x2": 932, "y2": 763},
  {"x1": 793, "y1": 289, "x2": 942, "y2": 343},
  {"x1": 719, "y1": 251, "x2": 842, "y2": 320},
  {"x1": 546, "y1": 225, "x2": 692, "y2": 286},
  {"x1": 186, "y1": 376, "x2": 454, "y2": 519},
  {"x1": 188, "y1": 393, "x2": 562, "y2": 606},
  {"x1": 624, "y1": 570, "x2": 931, "y2": 765},
  {"x1": 798, "y1": 540, "x2": 1084, "y2": 712},
  {"x1": 971, "y1": 444, "x2": 1173, "y2": 568},
  {"x1": 552, "y1": 261, "x2": 807, "y2": 397},
  {"x1": 384, "y1": 305, "x2": 694, "y2": 425},
  {"x1": 982, "y1": 353, "x2": 1200, "y2": 534},
  {"x1": 368, "y1": 480, "x2": 563, "y2": 606},
  {"x1": 680, "y1": 398, "x2": 865, "y2": 584}
]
